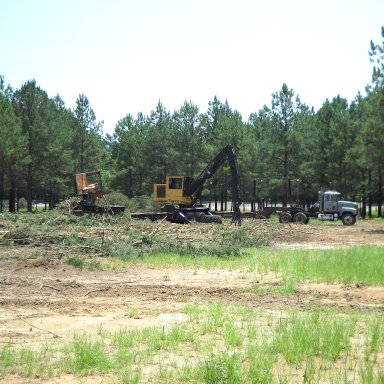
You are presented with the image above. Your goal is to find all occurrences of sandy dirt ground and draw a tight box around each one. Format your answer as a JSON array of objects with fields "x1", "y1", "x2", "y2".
[{"x1": 0, "y1": 218, "x2": 383, "y2": 383}]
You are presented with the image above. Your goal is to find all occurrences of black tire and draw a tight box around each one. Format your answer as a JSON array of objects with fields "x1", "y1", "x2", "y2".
[
  {"x1": 279, "y1": 212, "x2": 292, "y2": 224},
  {"x1": 198, "y1": 214, "x2": 223, "y2": 224},
  {"x1": 185, "y1": 212, "x2": 195, "y2": 221},
  {"x1": 341, "y1": 213, "x2": 356, "y2": 226},
  {"x1": 293, "y1": 212, "x2": 308, "y2": 224},
  {"x1": 194, "y1": 212, "x2": 206, "y2": 222}
]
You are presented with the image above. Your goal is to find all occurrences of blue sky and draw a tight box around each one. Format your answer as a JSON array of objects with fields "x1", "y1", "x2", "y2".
[{"x1": 1, "y1": 0, "x2": 383, "y2": 133}]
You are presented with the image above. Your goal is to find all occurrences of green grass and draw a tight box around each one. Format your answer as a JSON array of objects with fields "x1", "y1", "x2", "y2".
[
  {"x1": 121, "y1": 245, "x2": 384, "y2": 285},
  {"x1": 251, "y1": 245, "x2": 384, "y2": 285},
  {"x1": 272, "y1": 311, "x2": 356, "y2": 363},
  {"x1": 1, "y1": 305, "x2": 383, "y2": 383}
]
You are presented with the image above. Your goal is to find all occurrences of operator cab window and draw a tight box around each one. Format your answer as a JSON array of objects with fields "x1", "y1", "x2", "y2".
[
  {"x1": 325, "y1": 194, "x2": 339, "y2": 202},
  {"x1": 169, "y1": 177, "x2": 183, "y2": 189}
]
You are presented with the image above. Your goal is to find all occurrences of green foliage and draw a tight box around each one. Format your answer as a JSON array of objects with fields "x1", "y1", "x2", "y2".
[
  {"x1": 65, "y1": 255, "x2": 84, "y2": 269},
  {"x1": 126, "y1": 195, "x2": 157, "y2": 213},
  {"x1": 1, "y1": 27, "x2": 384, "y2": 216},
  {"x1": 100, "y1": 191, "x2": 130, "y2": 207}
]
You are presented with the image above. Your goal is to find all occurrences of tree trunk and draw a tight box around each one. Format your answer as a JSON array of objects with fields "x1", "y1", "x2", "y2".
[
  {"x1": 128, "y1": 167, "x2": 133, "y2": 198},
  {"x1": 220, "y1": 191, "x2": 224, "y2": 211},
  {"x1": 378, "y1": 170, "x2": 382, "y2": 218},
  {"x1": 368, "y1": 170, "x2": 372, "y2": 219},
  {"x1": 80, "y1": 130, "x2": 85, "y2": 172},
  {"x1": 361, "y1": 171, "x2": 366, "y2": 219},
  {"x1": 8, "y1": 177, "x2": 16, "y2": 213},
  {"x1": 288, "y1": 178, "x2": 292, "y2": 206},
  {"x1": 27, "y1": 163, "x2": 33, "y2": 212},
  {"x1": 284, "y1": 149, "x2": 289, "y2": 206},
  {"x1": 0, "y1": 168, "x2": 4, "y2": 213},
  {"x1": 252, "y1": 180, "x2": 256, "y2": 212}
]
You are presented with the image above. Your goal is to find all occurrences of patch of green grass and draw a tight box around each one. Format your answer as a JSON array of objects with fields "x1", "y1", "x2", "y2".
[
  {"x1": 130, "y1": 246, "x2": 384, "y2": 286},
  {"x1": 64, "y1": 256, "x2": 104, "y2": 271},
  {"x1": 1, "y1": 305, "x2": 384, "y2": 382},
  {"x1": 85, "y1": 257, "x2": 104, "y2": 271},
  {"x1": 62, "y1": 334, "x2": 112, "y2": 374},
  {"x1": 201, "y1": 351, "x2": 242, "y2": 384},
  {"x1": 65, "y1": 255, "x2": 84, "y2": 269},
  {"x1": 0, "y1": 345, "x2": 16, "y2": 372},
  {"x1": 251, "y1": 245, "x2": 384, "y2": 285},
  {"x1": 251, "y1": 278, "x2": 298, "y2": 295},
  {"x1": 272, "y1": 310, "x2": 356, "y2": 363},
  {"x1": 364, "y1": 316, "x2": 384, "y2": 362}
]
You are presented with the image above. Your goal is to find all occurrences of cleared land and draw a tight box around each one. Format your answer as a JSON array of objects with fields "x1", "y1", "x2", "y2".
[{"x1": 0, "y1": 214, "x2": 383, "y2": 383}]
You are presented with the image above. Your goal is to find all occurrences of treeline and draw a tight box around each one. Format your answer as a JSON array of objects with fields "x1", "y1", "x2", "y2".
[{"x1": 1, "y1": 28, "x2": 383, "y2": 217}]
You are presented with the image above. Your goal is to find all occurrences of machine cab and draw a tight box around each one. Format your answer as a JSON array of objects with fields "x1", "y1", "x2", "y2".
[
  {"x1": 319, "y1": 190, "x2": 340, "y2": 213},
  {"x1": 154, "y1": 176, "x2": 193, "y2": 205}
]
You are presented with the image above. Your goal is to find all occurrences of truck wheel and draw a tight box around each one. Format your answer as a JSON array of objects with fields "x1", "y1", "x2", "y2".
[
  {"x1": 293, "y1": 212, "x2": 308, "y2": 224},
  {"x1": 198, "y1": 214, "x2": 223, "y2": 224},
  {"x1": 341, "y1": 213, "x2": 356, "y2": 226},
  {"x1": 186, "y1": 212, "x2": 195, "y2": 221},
  {"x1": 279, "y1": 212, "x2": 292, "y2": 224}
]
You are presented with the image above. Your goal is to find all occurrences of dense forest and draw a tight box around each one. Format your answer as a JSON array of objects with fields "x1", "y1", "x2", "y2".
[{"x1": 0, "y1": 28, "x2": 383, "y2": 217}]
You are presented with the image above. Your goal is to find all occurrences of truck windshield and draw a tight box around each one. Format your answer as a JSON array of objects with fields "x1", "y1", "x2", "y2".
[{"x1": 326, "y1": 194, "x2": 340, "y2": 202}]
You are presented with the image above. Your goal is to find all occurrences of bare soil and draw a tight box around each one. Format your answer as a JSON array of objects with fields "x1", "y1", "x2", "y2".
[{"x1": 0, "y1": 218, "x2": 383, "y2": 383}]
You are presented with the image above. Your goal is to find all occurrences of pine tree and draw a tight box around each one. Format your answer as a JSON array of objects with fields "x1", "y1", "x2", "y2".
[{"x1": 0, "y1": 91, "x2": 29, "y2": 212}]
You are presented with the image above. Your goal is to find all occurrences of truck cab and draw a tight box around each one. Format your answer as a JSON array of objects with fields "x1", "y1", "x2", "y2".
[{"x1": 318, "y1": 190, "x2": 358, "y2": 225}]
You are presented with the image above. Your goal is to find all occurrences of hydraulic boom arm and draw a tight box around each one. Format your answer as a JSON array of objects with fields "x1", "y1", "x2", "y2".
[{"x1": 189, "y1": 145, "x2": 243, "y2": 224}]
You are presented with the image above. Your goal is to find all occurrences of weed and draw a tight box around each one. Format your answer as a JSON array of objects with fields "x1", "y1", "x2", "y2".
[
  {"x1": 85, "y1": 257, "x2": 103, "y2": 271},
  {"x1": 183, "y1": 303, "x2": 203, "y2": 323},
  {"x1": 0, "y1": 345, "x2": 16, "y2": 370},
  {"x1": 119, "y1": 367, "x2": 142, "y2": 384},
  {"x1": 63, "y1": 334, "x2": 112, "y2": 374},
  {"x1": 104, "y1": 239, "x2": 136, "y2": 259},
  {"x1": 125, "y1": 307, "x2": 141, "y2": 319},
  {"x1": 246, "y1": 344, "x2": 274, "y2": 383},
  {"x1": 201, "y1": 351, "x2": 242, "y2": 384},
  {"x1": 364, "y1": 316, "x2": 384, "y2": 362},
  {"x1": 360, "y1": 361, "x2": 374, "y2": 384},
  {"x1": 65, "y1": 255, "x2": 84, "y2": 269},
  {"x1": 272, "y1": 311, "x2": 354, "y2": 363},
  {"x1": 274, "y1": 278, "x2": 298, "y2": 294},
  {"x1": 224, "y1": 322, "x2": 243, "y2": 347},
  {"x1": 303, "y1": 357, "x2": 316, "y2": 383}
]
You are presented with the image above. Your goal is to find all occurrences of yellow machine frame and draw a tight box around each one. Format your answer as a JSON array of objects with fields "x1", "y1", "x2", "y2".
[{"x1": 153, "y1": 176, "x2": 193, "y2": 205}]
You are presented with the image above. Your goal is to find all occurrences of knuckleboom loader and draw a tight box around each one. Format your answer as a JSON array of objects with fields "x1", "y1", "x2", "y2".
[
  {"x1": 153, "y1": 145, "x2": 243, "y2": 225},
  {"x1": 72, "y1": 171, "x2": 125, "y2": 214}
]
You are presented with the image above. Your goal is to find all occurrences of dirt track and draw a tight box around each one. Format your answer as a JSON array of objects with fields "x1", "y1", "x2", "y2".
[{"x1": 1, "y1": 219, "x2": 384, "y2": 350}]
